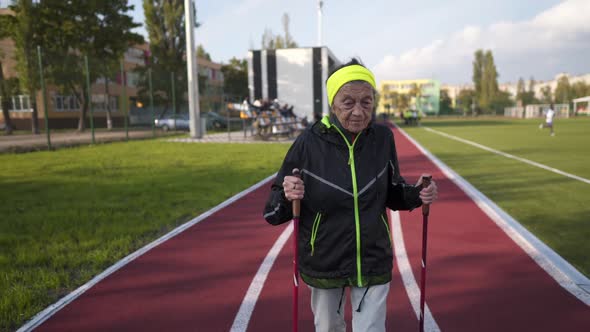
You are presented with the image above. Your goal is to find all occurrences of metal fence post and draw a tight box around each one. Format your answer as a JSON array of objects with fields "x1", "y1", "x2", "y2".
[
  {"x1": 120, "y1": 60, "x2": 128, "y2": 141},
  {"x1": 37, "y1": 46, "x2": 51, "y2": 149},
  {"x1": 149, "y1": 68, "x2": 155, "y2": 137},
  {"x1": 84, "y1": 56, "x2": 95, "y2": 144},
  {"x1": 171, "y1": 71, "x2": 176, "y2": 131}
]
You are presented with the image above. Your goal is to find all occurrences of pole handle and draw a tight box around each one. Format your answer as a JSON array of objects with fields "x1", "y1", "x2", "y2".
[
  {"x1": 292, "y1": 169, "x2": 301, "y2": 218},
  {"x1": 421, "y1": 175, "x2": 432, "y2": 216}
]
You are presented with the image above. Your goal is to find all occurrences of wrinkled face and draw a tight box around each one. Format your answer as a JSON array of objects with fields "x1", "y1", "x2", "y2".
[{"x1": 331, "y1": 81, "x2": 374, "y2": 134}]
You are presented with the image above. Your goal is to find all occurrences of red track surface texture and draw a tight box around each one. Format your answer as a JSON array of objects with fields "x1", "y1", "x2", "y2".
[{"x1": 35, "y1": 127, "x2": 590, "y2": 332}]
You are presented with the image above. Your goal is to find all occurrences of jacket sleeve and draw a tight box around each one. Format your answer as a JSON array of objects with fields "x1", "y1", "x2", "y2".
[
  {"x1": 386, "y1": 131, "x2": 423, "y2": 211},
  {"x1": 263, "y1": 135, "x2": 305, "y2": 225}
]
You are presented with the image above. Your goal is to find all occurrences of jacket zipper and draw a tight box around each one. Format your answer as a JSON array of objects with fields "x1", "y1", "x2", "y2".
[
  {"x1": 310, "y1": 212, "x2": 322, "y2": 256},
  {"x1": 333, "y1": 125, "x2": 363, "y2": 287}
]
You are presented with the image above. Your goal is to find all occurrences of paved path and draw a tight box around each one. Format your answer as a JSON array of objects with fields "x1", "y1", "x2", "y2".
[
  {"x1": 0, "y1": 130, "x2": 171, "y2": 152},
  {"x1": 26, "y1": 126, "x2": 590, "y2": 331}
]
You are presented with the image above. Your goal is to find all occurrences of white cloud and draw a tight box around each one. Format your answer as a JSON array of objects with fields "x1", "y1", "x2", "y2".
[{"x1": 373, "y1": 0, "x2": 590, "y2": 84}]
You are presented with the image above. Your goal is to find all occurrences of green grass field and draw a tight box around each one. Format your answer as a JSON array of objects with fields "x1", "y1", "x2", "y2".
[
  {"x1": 400, "y1": 116, "x2": 590, "y2": 278},
  {"x1": 0, "y1": 140, "x2": 290, "y2": 331}
]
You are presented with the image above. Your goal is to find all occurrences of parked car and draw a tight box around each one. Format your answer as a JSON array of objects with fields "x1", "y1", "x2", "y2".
[
  {"x1": 154, "y1": 113, "x2": 189, "y2": 131},
  {"x1": 203, "y1": 111, "x2": 227, "y2": 130},
  {"x1": 154, "y1": 112, "x2": 228, "y2": 132}
]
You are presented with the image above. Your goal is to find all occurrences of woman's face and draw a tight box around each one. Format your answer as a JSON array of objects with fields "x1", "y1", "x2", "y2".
[{"x1": 332, "y1": 81, "x2": 374, "y2": 134}]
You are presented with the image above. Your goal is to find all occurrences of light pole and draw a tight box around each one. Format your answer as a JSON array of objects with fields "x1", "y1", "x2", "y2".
[
  {"x1": 185, "y1": 0, "x2": 201, "y2": 138},
  {"x1": 317, "y1": 0, "x2": 324, "y2": 46}
]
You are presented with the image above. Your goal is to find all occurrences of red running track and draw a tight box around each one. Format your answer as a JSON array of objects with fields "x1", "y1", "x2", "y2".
[{"x1": 34, "y1": 127, "x2": 590, "y2": 332}]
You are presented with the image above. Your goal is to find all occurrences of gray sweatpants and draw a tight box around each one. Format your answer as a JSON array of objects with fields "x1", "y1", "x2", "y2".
[{"x1": 310, "y1": 283, "x2": 390, "y2": 332}]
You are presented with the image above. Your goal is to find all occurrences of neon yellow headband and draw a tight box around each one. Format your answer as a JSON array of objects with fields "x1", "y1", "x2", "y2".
[{"x1": 326, "y1": 65, "x2": 376, "y2": 106}]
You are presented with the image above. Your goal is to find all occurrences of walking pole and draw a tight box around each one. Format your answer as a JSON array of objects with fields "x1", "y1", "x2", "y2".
[
  {"x1": 419, "y1": 175, "x2": 432, "y2": 332},
  {"x1": 291, "y1": 168, "x2": 301, "y2": 332}
]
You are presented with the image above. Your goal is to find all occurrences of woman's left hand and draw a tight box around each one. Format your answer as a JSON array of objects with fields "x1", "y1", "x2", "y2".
[{"x1": 416, "y1": 174, "x2": 438, "y2": 205}]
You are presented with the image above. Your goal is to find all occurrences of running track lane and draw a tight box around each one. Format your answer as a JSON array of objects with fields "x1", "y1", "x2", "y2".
[
  {"x1": 33, "y1": 125, "x2": 590, "y2": 331},
  {"x1": 35, "y1": 185, "x2": 285, "y2": 332},
  {"x1": 391, "y1": 126, "x2": 590, "y2": 331}
]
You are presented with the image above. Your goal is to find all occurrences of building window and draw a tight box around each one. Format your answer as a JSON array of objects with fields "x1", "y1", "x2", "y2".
[
  {"x1": 0, "y1": 0, "x2": 16, "y2": 9},
  {"x1": 124, "y1": 48, "x2": 146, "y2": 66},
  {"x1": 53, "y1": 95, "x2": 81, "y2": 112},
  {"x1": 90, "y1": 95, "x2": 119, "y2": 112},
  {"x1": 0, "y1": 95, "x2": 33, "y2": 112}
]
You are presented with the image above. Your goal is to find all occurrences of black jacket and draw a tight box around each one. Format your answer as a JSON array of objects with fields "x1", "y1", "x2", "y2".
[{"x1": 263, "y1": 115, "x2": 422, "y2": 288}]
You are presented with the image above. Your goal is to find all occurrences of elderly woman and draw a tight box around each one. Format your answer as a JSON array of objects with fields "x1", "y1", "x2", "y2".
[{"x1": 263, "y1": 59, "x2": 438, "y2": 332}]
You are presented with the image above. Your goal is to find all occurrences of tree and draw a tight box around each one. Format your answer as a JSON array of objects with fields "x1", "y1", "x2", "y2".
[
  {"x1": 261, "y1": 13, "x2": 298, "y2": 49},
  {"x1": 221, "y1": 57, "x2": 248, "y2": 100},
  {"x1": 140, "y1": 0, "x2": 199, "y2": 115},
  {"x1": 457, "y1": 88, "x2": 476, "y2": 115},
  {"x1": 540, "y1": 86, "x2": 553, "y2": 104},
  {"x1": 281, "y1": 13, "x2": 297, "y2": 48},
  {"x1": 29, "y1": 0, "x2": 141, "y2": 131},
  {"x1": 92, "y1": 1, "x2": 143, "y2": 130},
  {"x1": 408, "y1": 83, "x2": 422, "y2": 110},
  {"x1": 516, "y1": 77, "x2": 526, "y2": 104},
  {"x1": 5, "y1": 0, "x2": 40, "y2": 133},
  {"x1": 554, "y1": 75, "x2": 571, "y2": 104},
  {"x1": 472, "y1": 50, "x2": 484, "y2": 102},
  {"x1": 472, "y1": 49, "x2": 500, "y2": 113},
  {"x1": 480, "y1": 50, "x2": 499, "y2": 113},
  {"x1": 490, "y1": 90, "x2": 514, "y2": 112},
  {"x1": 197, "y1": 44, "x2": 211, "y2": 61},
  {"x1": 516, "y1": 76, "x2": 537, "y2": 107},
  {"x1": 0, "y1": 16, "x2": 15, "y2": 134},
  {"x1": 571, "y1": 81, "x2": 590, "y2": 99},
  {"x1": 0, "y1": 60, "x2": 17, "y2": 134},
  {"x1": 439, "y1": 89, "x2": 453, "y2": 114}
]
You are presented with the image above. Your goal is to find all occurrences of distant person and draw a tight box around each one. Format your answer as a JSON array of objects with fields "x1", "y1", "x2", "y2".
[{"x1": 539, "y1": 104, "x2": 555, "y2": 136}]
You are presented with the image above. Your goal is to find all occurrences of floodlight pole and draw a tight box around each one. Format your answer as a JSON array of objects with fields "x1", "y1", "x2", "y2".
[
  {"x1": 317, "y1": 0, "x2": 324, "y2": 46},
  {"x1": 185, "y1": 0, "x2": 201, "y2": 138}
]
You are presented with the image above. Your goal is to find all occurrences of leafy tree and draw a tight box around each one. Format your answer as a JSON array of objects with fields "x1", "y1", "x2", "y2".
[
  {"x1": 0, "y1": 60, "x2": 17, "y2": 134},
  {"x1": 3, "y1": 0, "x2": 40, "y2": 133},
  {"x1": 490, "y1": 90, "x2": 514, "y2": 113},
  {"x1": 27, "y1": 0, "x2": 141, "y2": 131},
  {"x1": 540, "y1": 86, "x2": 553, "y2": 104},
  {"x1": 472, "y1": 50, "x2": 484, "y2": 102},
  {"x1": 457, "y1": 88, "x2": 476, "y2": 115},
  {"x1": 571, "y1": 81, "x2": 590, "y2": 99},
  {"x1": 140, "y1": 0, "x2": 200, "y2": 115},
  {"x1": 472, "y1": 49, "x2": 501, "y2": 113},
  {"x1": 554, "y1": 75, "x2": 571, "y2": 104},
  {"x1": 91, "y1": 1, "x2": 143, "y2": 130},
  {"x1": 480, "y1": 50, "x2": 499, "y2": 113},
  {"x1": 281, "y1": 13, "x2": 297, "y2": 48},
  {"x1": 197, "y1": 44, "x2": 211, "y2": 61},
  {"x1": 221, "y1": 57, "x2": 248, "y2": 100},
  {"x1": 439, "y1": 89, "x2": 453, "y2": 114},
  {"x1": 516, "y1": 77, "x2": 526, "y2": 105},
  {"x1": 516, "y1": 76, "x2": 537, "y2": 106},
  {"x1": 0, "y1": 16, "x2": 15, "y2": 134},
  {"x1": 261, "y1": 13, "x2": 298, "y2": 49}
]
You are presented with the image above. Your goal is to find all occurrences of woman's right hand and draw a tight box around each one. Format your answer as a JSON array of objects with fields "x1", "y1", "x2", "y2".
[{"x1": 283, "y1": 175, "x2": 305, "y2": 201}]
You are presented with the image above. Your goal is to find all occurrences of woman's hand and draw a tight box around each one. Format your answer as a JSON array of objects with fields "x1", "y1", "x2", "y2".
[
  {"x1": 416, "y1": 174, "x2": 438, "y2": 205},
  {"x1": 283, "y1": 175, "x2": 305, "y2": 201}
]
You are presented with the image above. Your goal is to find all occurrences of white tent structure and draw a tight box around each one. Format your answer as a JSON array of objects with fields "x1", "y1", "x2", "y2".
[{"x1": 573, "y1": 96, "x2": 590, "y2": 116}]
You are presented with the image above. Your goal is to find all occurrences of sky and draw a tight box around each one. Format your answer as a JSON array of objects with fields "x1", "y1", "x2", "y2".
[{"x1": 129, "y1": 0, "x2": 590, "y2": 85}]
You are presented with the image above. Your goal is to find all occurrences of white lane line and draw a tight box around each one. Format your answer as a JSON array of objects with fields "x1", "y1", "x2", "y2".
[
  {"x1": 423, "y1": 126, "x2": 590, "y2": 185},
  {"x1": 395, "y1": 126, "x2": 590, "y2": 306},
  {"x1": 230, "y1": 223, "x2": 293, "y2": 332},
  {"x1": 17, "y1": 173, "x2": 278, "y2": 332},
  {"x1": 390, "y1": 210, "x2": 441, "y2": 331}
]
